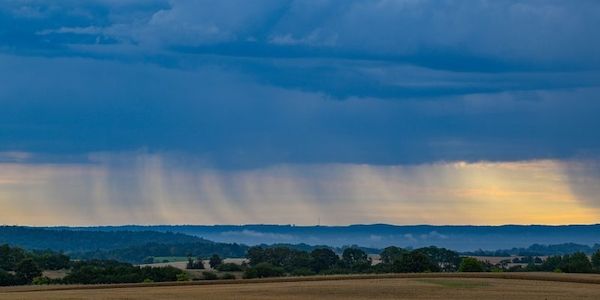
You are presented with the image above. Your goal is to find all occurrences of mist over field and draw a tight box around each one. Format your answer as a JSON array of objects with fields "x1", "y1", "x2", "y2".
[{"x1": 60, "y1": 224, "x2": 600, "y2": 251}]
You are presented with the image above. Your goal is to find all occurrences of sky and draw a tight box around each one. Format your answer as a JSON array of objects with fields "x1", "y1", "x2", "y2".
[{"x1": 1, "y1": 0, "x2": 599, "y2": 226}]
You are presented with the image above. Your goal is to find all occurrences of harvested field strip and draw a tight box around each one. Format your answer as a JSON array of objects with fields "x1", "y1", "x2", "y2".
[
  {"x1": 414, "y1": 278, "x2": 491, "y2": 288},
  {"x1": 2, "y1": 272, "x2": 600, "y2": 294},
  {"x1": 3, "y1": 276, "x2": 600, "y2": 300}
]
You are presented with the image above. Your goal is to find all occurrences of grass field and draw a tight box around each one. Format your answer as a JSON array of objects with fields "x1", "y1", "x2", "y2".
[{"x1": 1, "y1": 273, "x2": 600, "y2": 299}]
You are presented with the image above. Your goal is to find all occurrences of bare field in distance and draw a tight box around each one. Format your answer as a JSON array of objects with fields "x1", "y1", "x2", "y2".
[{"x1": 2, "y1": 273, "x2": 600, "y2": 300}]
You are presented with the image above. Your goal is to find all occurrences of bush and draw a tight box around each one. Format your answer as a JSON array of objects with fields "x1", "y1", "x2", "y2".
[
  {"x1": 140, "y1": 266, "x2": 183, "y2": 282},
  {"x1": 0, "y1": 269, "x2": 21, "y2": 286},
  {"x1": 32, "y1": 276, "x2": 52, "y2": 285},
  {"x1": 63, "y1": 261, "x2": 185, "y2": 284},
  {"x1": 290, "y1": 267, "x2": 316, "y2": 276},
  {"x1": 221, "y1": 273, "x2": 236, "y2": 280},
  {"x1": 319, "y1": 268, "x2": 351, "y2": 275},
  {"x1": 176, "y1": 272, "x2": 190, "y2": 281},
  {"x1": 458, "y1": 257, "x2": 484, "y2": 272},
  {"x1": 217, "y1": 263, "x2": 243, "y2": 272},
  {"x1": 243, "y1": 268, "x2": 258, "y2": 279},
  {"x1": 16, "y1": 258, "x2": 42, "y2": 283},
  {"x1": 202, "y1": 271, "x2": 218, "y2": 280},
  {"x1": 393, "y1": 252, "x2": 438, "y2": 273},
  {"x1": 507, "y1": 265, "x2": 524, "y2": 272},
  {"x1": 244, "y1": 262, "x2": 285, "y2": 279}
]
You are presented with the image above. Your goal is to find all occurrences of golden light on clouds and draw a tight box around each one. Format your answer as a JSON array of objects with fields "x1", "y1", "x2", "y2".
[{"x1": 0, "y1": 156, "x2": 598, "y2": 226}]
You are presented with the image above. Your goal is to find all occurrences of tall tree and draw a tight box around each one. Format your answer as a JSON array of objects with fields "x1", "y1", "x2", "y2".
[
  {"x1": 342, "y1": 248, "x2": 371, "y2": 271},
  {"x1": 15, "y1": 258, "x2": 42, "y2": 283},
  {"x1": 591, "y1": 250, "x2": 600, "y2": 272},
  {"x1": 209, "y1": 254, "x2": 223, "y2": 269},
  {"x1": 380, "y1": 246, "x2": 407, "y2": 265},
  {"x1": 310, "y1": 248, "x2": 339, "y2": 273},
  {"x1": 393, "y1": 251, "x2": 437, "y2": 273},
  {"x1": 458, "y1": 257, "x2": 484, "y2": 272}
]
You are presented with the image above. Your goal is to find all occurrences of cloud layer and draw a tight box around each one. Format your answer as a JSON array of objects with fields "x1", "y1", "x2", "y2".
[{"x1": 4, "y1": 0, "x2": 600, "y2": 69}]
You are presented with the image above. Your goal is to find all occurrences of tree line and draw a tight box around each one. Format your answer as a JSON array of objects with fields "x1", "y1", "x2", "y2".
[
  {"x1": 241, "y1": 246, "x2": 600, "y2": 278},
  {"x1": 0, "y1": 226, "x2": 203, "y2": 253},
  {"x1": 509, "y1": 252, "x2": 600, "y2": 273},
  {"x1": 77, "y1": 241, "x2": 248, "y2": 264},
  {"x1": 4, "y1": 243, "x2": 600, "y2": 287},
  {"x1": 463, "y1": 242, "x2": 600, "y2": 257},
  {"x1": 242, "y1": 246, "x2": 463, "y2": 278}
]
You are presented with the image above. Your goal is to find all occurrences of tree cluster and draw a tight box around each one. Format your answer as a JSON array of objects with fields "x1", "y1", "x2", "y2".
[
  {"x1": 78, "y1": 242, "x2": 248, "y2": 264},
  {"x1": 62, "y1": 260, "x2": 185, "y2": 284},
  {"x1": 515, "y1": 252, "x2": 600, "y2": 273},
  {"x1": 0, "y1": 244, "x2": 68, "y2": 286},
  {"x1": 0, "y1": 244, "x2": 187, "y2": 286},
  {"x1": 377, "y1": 246, "x2": 462, "y2": 273},
  {"x1": 243, "y1": 245, "x2": 462, "y2": 278}
]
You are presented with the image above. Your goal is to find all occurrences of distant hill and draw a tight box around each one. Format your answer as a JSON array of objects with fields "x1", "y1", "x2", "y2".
[
  {"x1": 0, "y1": 226, "x2": 251, "y2": 263},
  {"x1": 60, "y1": 224, "x2": 600, "y2": 251},
  {"x1": 0, "y1": 226, "x2": 205, "y2": 252},
  {"x1": 2, "y1": 225, "x2": 600, "y2": 263}
]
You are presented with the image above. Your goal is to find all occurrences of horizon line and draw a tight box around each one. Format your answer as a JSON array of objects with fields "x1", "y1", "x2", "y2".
[{"x1": 4, "y1": 223, "x2": 600, "y2": 228}]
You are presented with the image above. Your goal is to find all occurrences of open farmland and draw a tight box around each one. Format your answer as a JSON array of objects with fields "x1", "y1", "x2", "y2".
[{"x1": 2, "y1": 273, "x2": 600, "y2": 300}]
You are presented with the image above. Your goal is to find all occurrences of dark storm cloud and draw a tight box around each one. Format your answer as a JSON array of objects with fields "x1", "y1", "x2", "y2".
[
  {"x1": 1, "y1": 54, "x2": 599, "y2": 168},
  {"x1": 0, "y1": 0, "x2": 599, "y2": 167},
  {"x1": 3, "y1": 0, "x2": 600, "y2": 69}
]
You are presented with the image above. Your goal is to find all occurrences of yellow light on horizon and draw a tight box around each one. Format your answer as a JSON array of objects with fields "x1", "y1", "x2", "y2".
[{"x1": 0, "y1": 157, "x2": 598, "y2": 226}]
